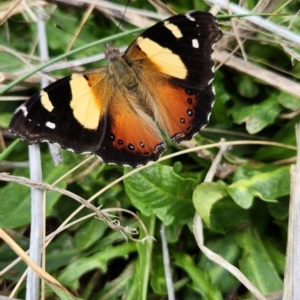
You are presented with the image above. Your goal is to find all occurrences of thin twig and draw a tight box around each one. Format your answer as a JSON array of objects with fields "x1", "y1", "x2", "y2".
[
  {"x1": 160, "y1": 224, "x2": 175, "y2": 300},
  {"x1": 26, "y1": 144, "x2": 43, "y2": 300}
]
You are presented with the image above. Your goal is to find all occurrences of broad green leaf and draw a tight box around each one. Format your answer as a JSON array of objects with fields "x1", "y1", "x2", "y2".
[
  {"x1": 193, "y1": 182, "x2": 228, "y2": 229},
  {"x1": 124, "y1": 164, "x2": 195, "y2": 226},
  {"x1": 174, "y1": 253, "x2": 223, "y2": 300},
  {"x1": 267, "y1": 197, "x2": 289, "y2": 220},
  {"x1": 262, "y1": 237, "x2": 286, "y2": 275},
  {"x1": 236, "y1": 226, "x2": 283, "y2": 294},
  {"x1": 227, "y1": 165, "x2": 290, "y2": 209},
  {"x1": 230, "y1": 95, "x2": 282, "y2": 134},
  {"x1": 198, "y1": 234, "x2": 240, "y2": 294},
  {"x1": 58, "y1": 243, "x2": 136, "y2": 289},
  {"x1": 193, "y1": 182, "x2": 250, "y2": 232}
]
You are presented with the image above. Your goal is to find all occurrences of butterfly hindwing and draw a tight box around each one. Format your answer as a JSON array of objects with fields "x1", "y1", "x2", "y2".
[
  {"x1": 94, "y1": 89, "x2": 166, "y2": 167},
  {"x1": 136, "y1": 73, "x2": 215, "y2": 143}
]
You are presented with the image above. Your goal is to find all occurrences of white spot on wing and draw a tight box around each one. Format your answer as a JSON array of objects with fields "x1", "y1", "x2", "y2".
[
  {"x1": 192, "y1": 39, "x2": 199, "y2": 48},
  {"x1": 185, "y1": 13, "x2": 195, "y2": 21},
  {"x1": 212, "y1": 86, "x2": 216, "y2": 95},
  {"x1": 46, "y1": 121, "x2": 56, "y2": 129},
  {"x1": 17, "y1": 105, "x2": 28, "y2": 117}
]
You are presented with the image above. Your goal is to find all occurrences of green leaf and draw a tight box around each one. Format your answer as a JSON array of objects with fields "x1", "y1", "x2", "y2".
[
  {"x1": 131, "y1": 214, "x2": 156, "y2": 300},
  {"x1": 277, "y1": 91, "x2": 300, "y2": 110},
  {"x1": 124, "y1": 164, "x2": 195, "y2": 226},
  {"x1": 151, "y1": 254, "x2": 167, "y2": 294},
  {"x1": 210, "y1": 72, "x2": 231, "y2": 125},
  {"x1": 267, "y1": 197, "x2": 289, "y2": 220},
  {"x1": 48, "y1": 284, "x2": 83, "y2": 300},
  {"x1": 46, "y1": 233, "x2": 79, "y2": 272},
  {"x1": 226, "y1": 165, "x2": 290, "y2": 209},
  {"x1": 174, "y1": 253, "x2": 223, "y2": 300},
  {"x1": 230, "y1": 95, "x2": 282, "y2": 134},
  {"x1": 0, "y1": 235, "x2": 28, "y2": 281},
  {"x1": 237, "y1": 75, "x2": 259, "y2": 98},
  {"x1": 193, "y1": 182, "x2": 250, "y2": 232},
  {"x1": 94, "y1": 262, "x2": 136, "y2": 299},
  {"x1": 74, "y1": 218, "x2": 108, "y2": 250},
  {"x1": 0, "y1": 139, "x2": 20, "y2": 163},
  {"x1": 0, "y1": 112, "x2": 12, "y2": 128},
  {"x1": 236, "y1": 226, "x2": 283, "y2": 294},
  {"x1": 58, "y1": 243, "x2": 136, "y2": 289},
  {"x1": 255, "y1": 120, "x2": 297, "y2": 161}
]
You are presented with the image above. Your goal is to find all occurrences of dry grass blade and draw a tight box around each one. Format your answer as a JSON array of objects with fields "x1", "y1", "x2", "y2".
[
  {"x1": 215, "y1": 50, "x2": 300, "y2": 98},
  {"x1": 283, "y1": 123, "x2": 300, "y2": 299},
  {"x1": 0, "y1": 229, "x2": 70, "y2": 295}
]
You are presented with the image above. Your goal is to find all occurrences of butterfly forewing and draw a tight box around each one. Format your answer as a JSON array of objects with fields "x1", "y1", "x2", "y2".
[
  {"x1": 124, "y1": 11, "x2": 221, "y2": 143},
  {"x1": 10, "y1": 74, "x2": 109, "y2": 153},
  {"x1": 125, "y1": 11, "x2": 221, "y2": 88}
]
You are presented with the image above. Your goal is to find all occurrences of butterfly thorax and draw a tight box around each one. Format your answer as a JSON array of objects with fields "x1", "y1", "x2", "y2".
[{"x1": 105, "y1": 43, "x2": 139, "y2": 93}]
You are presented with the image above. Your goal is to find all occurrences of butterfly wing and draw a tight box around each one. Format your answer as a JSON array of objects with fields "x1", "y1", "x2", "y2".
[
  {"x1": 124, "y1": 10, "x2": 222, "y2": 142},
  {"x1": 9, "y1": 70, "x2": 166, "y2": 167},
  {"x1": 9, "y1": 10, "x2": 220, "y2": 167},
  {"x1": 9, "y1": 72, "x2": 109, "y2": 153},
  {"x1": 94, "y1": 87, "x2": 166, "y2": 167}
]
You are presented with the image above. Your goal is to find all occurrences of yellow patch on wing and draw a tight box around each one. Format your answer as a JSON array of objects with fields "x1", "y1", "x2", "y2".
[
  {"x1": 136, "y1": 37, "x2": 187, "y2": 79},
  {"x1": 41, "y1": 92, "x2": 54, "y2": 112},
  {"x1": 69, "y1": 74, "x2": 100, "y2": 130},
  {"x1": 164, "y1": 21, "x2": 183, "y2": 38}
]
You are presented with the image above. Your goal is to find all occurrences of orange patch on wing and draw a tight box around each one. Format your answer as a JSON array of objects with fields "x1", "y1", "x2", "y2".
[
  {"x1": 154, "y1": 83, "x2": 198, "y2": 140},
  {"x1": 109, "y1": 91, "x2": 164, "y2": 155}
]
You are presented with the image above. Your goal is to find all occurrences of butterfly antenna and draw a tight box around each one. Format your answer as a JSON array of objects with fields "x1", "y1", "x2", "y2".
[{"x1": 115, "y1": 0, "x2": 131, "y2": 34}]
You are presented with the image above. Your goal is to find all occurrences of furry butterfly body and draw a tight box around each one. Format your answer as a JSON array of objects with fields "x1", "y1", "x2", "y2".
[{"x1": 9, "y1": 11, "x2": 222, "y2": 167}]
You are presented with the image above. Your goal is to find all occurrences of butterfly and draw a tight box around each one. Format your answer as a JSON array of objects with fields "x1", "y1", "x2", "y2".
[{"x1": 9, "y1": 11, "x2": 222, "y2": 168}]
